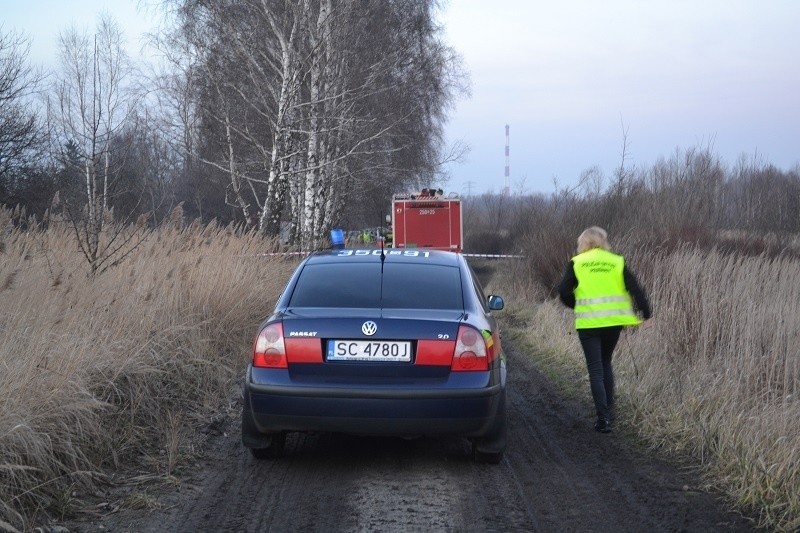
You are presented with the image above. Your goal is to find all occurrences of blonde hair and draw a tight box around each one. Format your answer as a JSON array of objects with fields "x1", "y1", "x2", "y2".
[{"x1": 577, "y1": 226, "x2": 609, "y2": 253}]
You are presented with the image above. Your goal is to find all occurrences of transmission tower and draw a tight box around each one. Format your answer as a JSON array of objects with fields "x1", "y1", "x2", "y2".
[{"x1": 464, "y1": 180, "x2": 476, "y2": 196}]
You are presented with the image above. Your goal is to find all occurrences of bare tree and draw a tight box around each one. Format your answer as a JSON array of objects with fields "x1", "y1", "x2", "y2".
[
  {"x1": 158, "y1": 0, "x2": 465, "y2": 246},
  {"x1": 296, "y1": 0, "x2": 468, "y2": 246},
  {"x1": 146, "y1": 23, "x2": 219, "y2": 221},
  {"x1": 0, "y1": 29, "x2": 42, "y2": 181},
  {"x1": 46, "y1": 15, "x2": 145, "y2": 274}
]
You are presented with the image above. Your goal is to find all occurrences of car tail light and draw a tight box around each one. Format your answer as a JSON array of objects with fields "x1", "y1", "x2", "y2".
[
  {"x1": 452, "y1": 325, "x2": 489, "y2": 371},
  {"x1": 253, "y1": 323, "x2": 287, "y2": 368}
]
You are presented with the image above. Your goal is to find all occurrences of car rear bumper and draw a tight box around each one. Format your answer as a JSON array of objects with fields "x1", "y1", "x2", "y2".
[{"x1": 243, "y1": 364, "x2": 505, "y2": 438}]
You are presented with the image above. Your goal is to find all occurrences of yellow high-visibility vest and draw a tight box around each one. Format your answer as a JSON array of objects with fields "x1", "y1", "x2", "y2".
[{"x1": 571, "y1": 248, "x2": 641, "y2": 329}]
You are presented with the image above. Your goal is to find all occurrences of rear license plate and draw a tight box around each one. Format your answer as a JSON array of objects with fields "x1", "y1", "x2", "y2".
[{"x1": 327, "y1": 340, "x2": 412, "y2": 362}]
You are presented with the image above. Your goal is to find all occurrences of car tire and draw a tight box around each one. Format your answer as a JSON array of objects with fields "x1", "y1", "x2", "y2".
[
  {"x1": 242, "y1": 397, "x2": 286, "y2": 459},
  {"x1": 472, "y1": 444, "x2": 504, "y2": 464},
  {"x1": 471, "y1": 390, "x2": 507, "y2": 464},
  {"x1": 249, "y1": 432, "x2": 286, "y2": 460}
]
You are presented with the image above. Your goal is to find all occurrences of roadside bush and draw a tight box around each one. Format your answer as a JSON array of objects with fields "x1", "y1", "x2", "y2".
[
  {"x1": 620, "y1": 246, "x2": 800, "y2": 531},
  {"x1": 0, "y1": 209, "x2": 296, "y2": 530},
  {"x1": 499, "y1": 235, "x2": 800, "y2": 532},
  {"x1": 494, "y1": 243, "x2": 800, "y2": 532},
  {"x1": 493, "y1": 146, "x2": 800, "y2": 531}
]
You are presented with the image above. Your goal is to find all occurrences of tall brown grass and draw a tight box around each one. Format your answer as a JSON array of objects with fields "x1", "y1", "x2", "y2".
[
  {"x1": 624, "y1": 246, "x2": 800, "y2": 531},
  {"x1": 0, "y1": 209, "x2": 296, "y2": 530},
  {"x1": 500, "y1": 245, "x2": 800, "y2": 532}
]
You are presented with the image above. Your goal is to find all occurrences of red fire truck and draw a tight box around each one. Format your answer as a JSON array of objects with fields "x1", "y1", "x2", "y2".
[{"x1": 390, "y1": 189, "x2": 463, "y2": 252}]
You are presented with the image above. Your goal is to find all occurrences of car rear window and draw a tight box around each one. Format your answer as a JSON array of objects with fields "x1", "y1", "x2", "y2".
[{"x1": 288, "y1": 262, "x2": 463, "y2": 309}]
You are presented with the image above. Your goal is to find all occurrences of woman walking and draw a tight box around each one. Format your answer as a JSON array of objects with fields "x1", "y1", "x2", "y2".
[{"x1": 558, "y1": 227, "x2": 652, "y2": 433}]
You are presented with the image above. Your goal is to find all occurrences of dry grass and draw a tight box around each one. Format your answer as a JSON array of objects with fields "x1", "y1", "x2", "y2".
[
  {"x1": 5, "y1": 203, "x2": 797, "y2": 530},
  {"x1": 0, "y1": 209, "x2": 296, "y2": 530},
  {"x1": 623, "y1": 247, "x2": 800, "y2": 531},
  {"x1": 498, "y1": 245, "x2": 800, "y2": 532}
]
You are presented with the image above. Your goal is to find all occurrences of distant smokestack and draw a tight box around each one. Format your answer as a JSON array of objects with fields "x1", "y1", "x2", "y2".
[{"x1": 503, "y1": 125, "x2": 511, "y2": 196}]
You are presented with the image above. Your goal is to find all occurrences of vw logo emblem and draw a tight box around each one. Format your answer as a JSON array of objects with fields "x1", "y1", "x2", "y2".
[{"x1": 361, "y1": 321, "x2": 378, "y2": 336}]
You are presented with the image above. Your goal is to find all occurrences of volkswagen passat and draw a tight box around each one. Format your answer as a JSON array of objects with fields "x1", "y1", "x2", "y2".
[{"x1": 241, "y1": 248, "x2": 507, "y2": 463}]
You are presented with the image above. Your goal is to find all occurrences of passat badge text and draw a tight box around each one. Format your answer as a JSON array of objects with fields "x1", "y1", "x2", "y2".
[{"x1": 289, "y1": 331, "x2": 318, "y2": 337}]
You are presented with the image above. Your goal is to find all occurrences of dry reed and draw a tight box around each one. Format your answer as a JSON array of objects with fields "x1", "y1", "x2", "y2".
[
  {"x1": 0, "y1": 212, "x2": 296, "y2": 530},
  {"x1": 622, "y1": 247, "x2": 800, "y2": 531},
  {"x1": 500, "y1": 246, "x2": 800, "y2": 532}
]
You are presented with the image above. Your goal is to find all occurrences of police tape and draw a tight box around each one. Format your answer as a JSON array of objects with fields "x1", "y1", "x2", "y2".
[
  {"x1": 462, "y1": 254, "x2": 525, "y2": 259},
  {"x1": 253, "y1": 252, "x2": 313, "y2": 256},
  {"x1": 251, "y1": 251, "x2": 524, "y2": 258}
]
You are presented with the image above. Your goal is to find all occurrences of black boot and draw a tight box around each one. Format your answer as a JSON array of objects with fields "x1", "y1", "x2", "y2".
[{"x1": 594, "y1": 417, "x2": 612, "y2": 433}]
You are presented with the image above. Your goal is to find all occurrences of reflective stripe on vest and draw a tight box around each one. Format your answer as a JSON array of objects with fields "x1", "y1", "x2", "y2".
[
  {"x1": 575, "y1": 308, "x2": 638, "y2": 319},
  {"x1": 572, "y1": 248, "x2": 641, "y2": 329},
  {"x1": 575, "y1": 296, "x2": 629, "y2": 306}
]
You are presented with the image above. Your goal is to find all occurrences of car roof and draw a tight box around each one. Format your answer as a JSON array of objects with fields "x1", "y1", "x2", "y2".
[{"x1": 305, "y1": 249, "x2": 462, "y2": 267}]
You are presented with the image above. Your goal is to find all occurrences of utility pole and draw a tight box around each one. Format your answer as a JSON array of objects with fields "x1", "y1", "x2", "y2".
[{"x1": 503, "y1": 125, "x2": 511, "y2": 197}]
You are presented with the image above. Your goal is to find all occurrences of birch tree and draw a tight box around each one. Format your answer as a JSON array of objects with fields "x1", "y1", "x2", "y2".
[
  {"x1": 296, "y1": 0, "x2": 466, "y2": 244},
  {"x1": 0, "y1": 29, "x2": 42, "y2": 183},
  {"x1": 47, "y1": 15, "x2": 143, "y2": 274},
  {"x1": 162, "y1": 0, "x2": 464, "y2": 246}
]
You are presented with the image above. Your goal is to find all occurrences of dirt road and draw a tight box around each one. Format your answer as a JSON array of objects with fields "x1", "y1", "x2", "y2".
[{"x1": 65, "y1": 341, "x2": 754, "y2": 532}]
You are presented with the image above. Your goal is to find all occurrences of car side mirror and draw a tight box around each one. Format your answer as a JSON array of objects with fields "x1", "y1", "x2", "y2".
[{"x1": 487, "y1": 295, "x2": 504, "y2": 311}]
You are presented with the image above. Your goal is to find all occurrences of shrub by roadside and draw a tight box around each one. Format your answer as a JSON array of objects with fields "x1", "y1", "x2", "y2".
[
  {"x1": 497, "y1": 245, "x2": 800, "y2": 532},
  {"x1": 0, "y1": 213, "x2": 295, "y2": 531}
]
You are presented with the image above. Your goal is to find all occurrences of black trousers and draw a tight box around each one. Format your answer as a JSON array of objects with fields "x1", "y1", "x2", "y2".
[{"x1": 577, "y1": 326, "x2": 623, "y2": 421}]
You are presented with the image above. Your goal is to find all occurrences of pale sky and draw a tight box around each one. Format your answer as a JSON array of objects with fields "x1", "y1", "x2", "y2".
[
  {"x1": 1, "y1": 0, "x2": 159, "y2": 63},
  {"x1": 442, "y1": 0, "x2": 800, "y2": 194},
  {"x1": 3, "y1": 0, "x2": 799, "y2": 195}
]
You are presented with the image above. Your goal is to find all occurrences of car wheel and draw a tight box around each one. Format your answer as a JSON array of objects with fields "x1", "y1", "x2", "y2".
[
  {"x1": 472, "y1": 441, "x2": 504, "y2": 464},
  {"x1": 249, "y1": 432, "x2": 286, "y2": 460},
  {"x1": 471, "y1": 390, "x2": 507, "y2": 464},
  {"x1": 242, "y1": 397, "x2": 286, "y2": 459}
]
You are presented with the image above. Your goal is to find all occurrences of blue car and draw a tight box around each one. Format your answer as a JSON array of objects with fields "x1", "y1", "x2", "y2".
[{"x1": 241, "y1": 248, "x2": 507, "y2": 463}]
